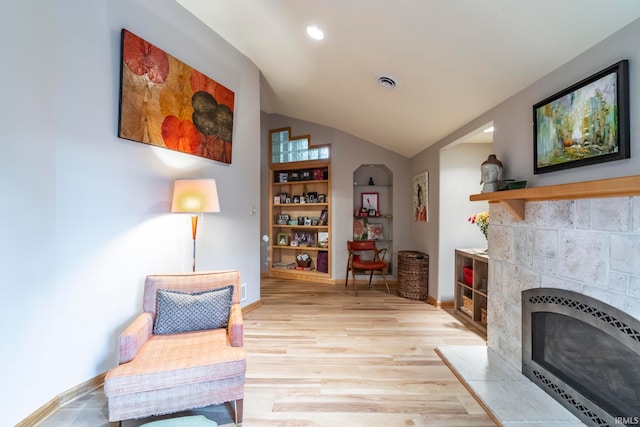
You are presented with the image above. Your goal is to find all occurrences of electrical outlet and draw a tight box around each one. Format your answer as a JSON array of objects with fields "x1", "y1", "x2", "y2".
[{"x1": 241, "y1": 283, "x2": 247, "y2": 301}]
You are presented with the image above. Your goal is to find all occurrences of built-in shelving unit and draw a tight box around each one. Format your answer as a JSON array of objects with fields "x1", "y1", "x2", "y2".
[
  {"x1": 268, "y1": 127, "x2": 332, "y2": 283},
  {"x1": 352, "y1": 165, "x2": 393, "y2": 274},
  {"x1": 269, "y1": 161, "x2": 331, "y2": 281}
]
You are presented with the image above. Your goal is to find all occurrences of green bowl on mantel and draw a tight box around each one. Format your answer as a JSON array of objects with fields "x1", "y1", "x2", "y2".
[{"x1": 506, "y1": 180, "x2": 527, "y2": 190}]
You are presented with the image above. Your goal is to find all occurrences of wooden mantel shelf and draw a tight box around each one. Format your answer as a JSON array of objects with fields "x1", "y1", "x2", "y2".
[{"x1": 470, "y1": 175, "x2": 640, "y2": 221}]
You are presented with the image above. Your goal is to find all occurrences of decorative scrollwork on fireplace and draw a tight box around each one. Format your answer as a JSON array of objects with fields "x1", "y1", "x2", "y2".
[
  {"x1": 523, "y1": 288, "x2": 640, "y2": 427},
  {"x1": 528, "y1": 295, "x2": 640, "y2": 343},
  {"x1": 533, "y1": 370, "x2": 609, "y2": 427}
]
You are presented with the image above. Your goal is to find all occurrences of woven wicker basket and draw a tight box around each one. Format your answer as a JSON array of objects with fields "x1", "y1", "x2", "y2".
[
  {"x1": 462, "y1": 296, "x2": 473, "y2": 313},
  {"x1": 397, "y1": 251, "x2": 429, "y2": 300},
  {"x1": 296, "y1": 259, "x2": 312, "y2": 268},
  {"x1": 296, "y1": 253, "x2": 312, "y2": 268}
]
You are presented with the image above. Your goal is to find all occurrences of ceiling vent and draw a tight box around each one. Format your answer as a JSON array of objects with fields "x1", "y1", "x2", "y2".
[{"x1": 377, "y1": 74, "x2": 398, "y2": 89}]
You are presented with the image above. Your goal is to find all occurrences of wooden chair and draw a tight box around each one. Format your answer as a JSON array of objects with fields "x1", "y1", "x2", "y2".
[{"x1": 345, "y1": 240, "x2": 390, "y2": 296}]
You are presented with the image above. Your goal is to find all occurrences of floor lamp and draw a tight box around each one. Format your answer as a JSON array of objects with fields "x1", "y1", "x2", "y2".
[{"x1": 171, "y1": 179, "x2": 220, "y2": 272}]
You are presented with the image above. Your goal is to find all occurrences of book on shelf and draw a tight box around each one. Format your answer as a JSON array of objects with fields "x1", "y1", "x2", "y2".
[{"x1": 272, "y1": 261, "x2": 296, "y2": 269}]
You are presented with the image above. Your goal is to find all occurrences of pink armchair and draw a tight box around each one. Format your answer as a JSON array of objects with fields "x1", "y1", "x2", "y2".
[{"x1": 104, "y1": 271, "x2": 246, "y2": 425}]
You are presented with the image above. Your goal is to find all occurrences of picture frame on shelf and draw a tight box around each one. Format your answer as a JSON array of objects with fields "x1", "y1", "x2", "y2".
[
  {"x1": 279, "y1": 172, "x2": 288, "y2": 183},
  {"x1": 320, "y1": 209, "x2": 328, "y2": 225},
  {"x1": 277, "y1": 233, "x2": 289, "y2": 246},
  {"x1": 274, "y1": 195, "x2": 281, "y2": 204},
  {"x1": 289, "y1": 170, "x2": 300, "y2": 181},
  {"x1": 294, "y1": 231, "x2": 316, "y2": 247},
  {"x1": 533, "y1": 59, "x2": 630, "y2": 174},
  {"x1": 361, "y1": 192, "x2": 379, "y2": 211},
  {"x1": 367, "y1": 223, "x2": 383, "y2": 240},
  {"x1": 353, "y1": 218, "x2": 367, "y2": 240},
  {"x1": 276, "y1": 214, "x2": 290, "y2": 225},
  {"x1": 317, "y1": 194, "x2": 326, "y2": 203},
  {"x1": 318, "y1": 231, "x2": 329, "y2": 248}
]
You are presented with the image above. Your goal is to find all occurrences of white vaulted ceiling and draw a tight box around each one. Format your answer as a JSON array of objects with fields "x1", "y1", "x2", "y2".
[{"x1": 177, "y1": 0, "x2": 640, "y2": 157}]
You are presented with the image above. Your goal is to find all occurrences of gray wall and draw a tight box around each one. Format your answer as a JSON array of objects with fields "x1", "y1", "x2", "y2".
[
  {"x1": 411, "y1": 17, "x2": 640, "y2": 304},
  {"x1": 0, "y1": 1, "x2": 261, "y2": 424},
  {"x1": 261, "y1": 113, "x2": 412, "y2": 279},
  {"x1": 438, "y1": 143, "x2": 492, "y2": 301}
]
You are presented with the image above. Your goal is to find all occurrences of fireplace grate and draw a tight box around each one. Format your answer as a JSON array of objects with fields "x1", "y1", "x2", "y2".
[
  {"x1": 529, "y1": 295, "x2": 640, "y2": 343},
  {"x1": 533, "y1": 370, "x2": 609, "y2": 427}
]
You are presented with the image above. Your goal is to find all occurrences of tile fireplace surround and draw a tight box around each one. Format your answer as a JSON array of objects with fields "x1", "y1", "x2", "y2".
[
  {"x1": 488, "y1": 194, "x2": 640, "y2": 369},
  {"x1": 444, "y1": 177, "x2": 640, "y2": 425}
]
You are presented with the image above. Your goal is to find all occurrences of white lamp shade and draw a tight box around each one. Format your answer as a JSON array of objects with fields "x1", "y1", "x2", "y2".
[{"x1": 171, "y1": 179, "x2": 220, "y2": 213}]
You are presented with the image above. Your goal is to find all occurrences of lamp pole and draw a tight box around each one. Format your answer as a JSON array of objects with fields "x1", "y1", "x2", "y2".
[
  {"x1": 191, "y1": 214, "x2": 198, "y2": 272},
  {"x1": 171, "y1": 179, "x2": 220, "y2": 273}
]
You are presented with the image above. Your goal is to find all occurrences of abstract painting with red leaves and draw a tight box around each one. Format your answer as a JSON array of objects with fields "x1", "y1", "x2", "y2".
[{"x1": 118, "y1": 29, "x2": 234, "y2": 164}]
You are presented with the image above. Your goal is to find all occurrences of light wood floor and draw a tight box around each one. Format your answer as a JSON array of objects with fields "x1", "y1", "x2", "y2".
[{"x1": 38, "y1": 277, "x2": 496, "y2": 426}]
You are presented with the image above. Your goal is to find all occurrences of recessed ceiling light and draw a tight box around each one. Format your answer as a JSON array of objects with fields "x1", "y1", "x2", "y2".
[
  {"x1": 306, "y1": 25, "x2": 324, "y2": 40},
  {"x1": 377, "y1": 74, "x2": 398, "y2": 89}
]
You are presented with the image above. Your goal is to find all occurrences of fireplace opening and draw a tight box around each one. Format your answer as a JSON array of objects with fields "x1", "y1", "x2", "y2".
[
  {"x1": 532, "y1": 311, "x2": 640, "y2": 419},
  {"x1": 523, "y1": 288, "x2": 640, "y2": 427}
]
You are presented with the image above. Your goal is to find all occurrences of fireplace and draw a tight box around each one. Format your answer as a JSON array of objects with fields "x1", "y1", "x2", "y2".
[{"x1": 522, "y1": 288, "x2": 640, "y2": 427}]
